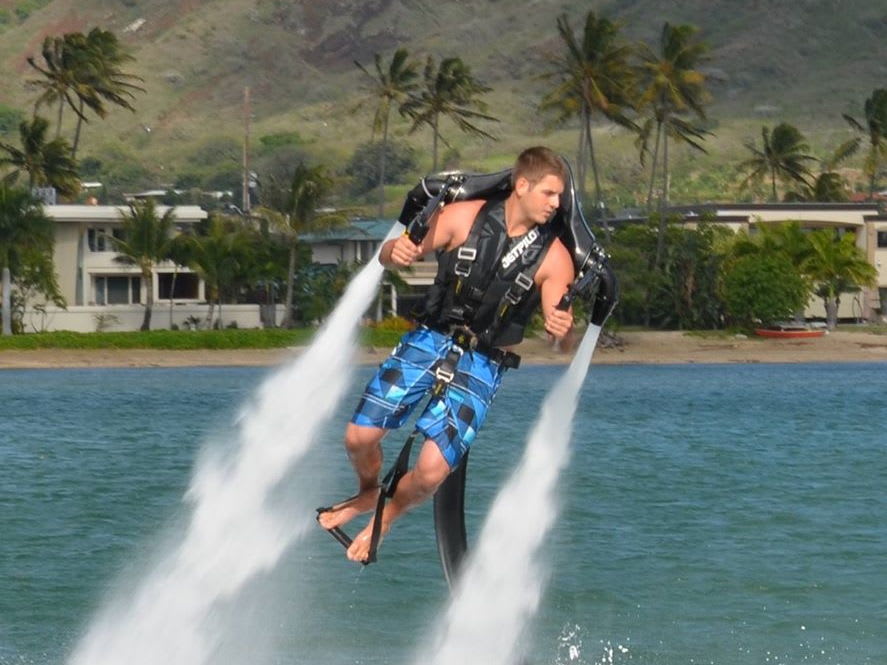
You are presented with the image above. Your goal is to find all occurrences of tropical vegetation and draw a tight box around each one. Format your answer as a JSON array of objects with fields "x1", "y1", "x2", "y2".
[
  {"x1": 0, "y1": 9, "x2": 883, "y2": 337},
  {"x1": 0, "y1": 116, "x2": 79, "y2": 197},
  {"x1": 843, "y1": 88, "x2": 887, "y2": 201},
  {"x1": 401, "y1": 55, "x2": 498, "y2": 172},
  {"x1": 110, "y1": 199, "x2": 177, "y2": 331},
  {"x1": 0, "y1": 183, "x2": 62, "y2": 335},
  {"x1": 540, "y1": 11, "x2": 636, "y2": 214},
  {"x1": 254, "y1": 162, "x2": 350, "y2": 328},
  {"x1": 738, "y1": 123, "x2": 817, "y2": 202},
  {"x1": 353, "y1": 48, "x2": 419, "y2": 216},
  {"x1": 803, "y1": 230, "x2": 877, "y2": 329},
  {"x1": 26, "y1": 28, "x2": 143, "y2": 157}
]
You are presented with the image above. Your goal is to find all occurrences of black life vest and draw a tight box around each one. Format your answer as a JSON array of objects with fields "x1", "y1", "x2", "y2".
[{"x1": 416, "y1": 195, "x2": 554, "y2": 348}]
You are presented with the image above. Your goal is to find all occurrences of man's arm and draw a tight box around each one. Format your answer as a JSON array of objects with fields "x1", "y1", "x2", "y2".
[
  {"x1": 380, "y1": 200, "x2": 484, "y2": 268},
  {"x1": 536, "y1": 239, "x2": 575, "y2": 343}
]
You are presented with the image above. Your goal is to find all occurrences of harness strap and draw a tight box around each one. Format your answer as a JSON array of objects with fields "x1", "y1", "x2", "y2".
[
  {"x1": 365, "y1": 429, "x2": 418, "y2": 563},
  {"x1": 452, "y1": 221, "x2": 483, "y2": 296},
  {"x1": 364, "y1": 334, "x2": 468, "y2": 563}
]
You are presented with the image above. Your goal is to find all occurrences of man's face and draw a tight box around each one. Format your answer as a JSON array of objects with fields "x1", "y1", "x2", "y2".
[{"x1": 517, "y1": 173, "x2": 564, "y2": 224}]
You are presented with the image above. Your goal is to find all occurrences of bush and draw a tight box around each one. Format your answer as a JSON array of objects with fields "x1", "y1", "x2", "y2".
[
  {"x1": 258, "y1": 132, "x2": 303, "y2": 153},
  {"x1": 365, "y1": 315, "x2": 415, "y2": 345},
  {"x1": 345, "y1": 140, "x2": 418, "y2": 195},
  {"x1": 0, "y1": 104, "x2": 23, "y2": 134},
  {"x1": 370, "y1": 315, "x2": 413, "y2": 332},
  {"x1": 722, "y1": 254, "x2": 808, "y2": 327}
]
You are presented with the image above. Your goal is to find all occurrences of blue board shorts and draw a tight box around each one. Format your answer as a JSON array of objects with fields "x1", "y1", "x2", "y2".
[{"x1": 351, "y1": 326, "x2": 506, "y2": 468}]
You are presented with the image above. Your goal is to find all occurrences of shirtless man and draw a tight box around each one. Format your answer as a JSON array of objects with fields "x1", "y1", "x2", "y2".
[{"x1": 318, "y1": 146, "x2": 575, "y2": 562}]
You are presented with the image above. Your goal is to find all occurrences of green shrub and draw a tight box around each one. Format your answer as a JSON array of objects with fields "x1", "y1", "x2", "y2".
[
  {"x1": 369, "y1": 315, "x2": 413, "y2": 333},
  {"x1": 345, "y1": 140, "x2": 418, "y2": 195},
  {"x1": 258, "y1": 132, "x2": 303, "y2": 152},
  {"x1": 722, "y1": 254, "x2": 808, "y2": 327},
  {"x1": 0, "y1": 104, "x2": 23, "y2": 134}
]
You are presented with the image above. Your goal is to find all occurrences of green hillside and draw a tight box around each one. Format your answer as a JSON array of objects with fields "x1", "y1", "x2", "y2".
[{"x1": 0, "y1": 0, "x2": 883, "y2": 207}]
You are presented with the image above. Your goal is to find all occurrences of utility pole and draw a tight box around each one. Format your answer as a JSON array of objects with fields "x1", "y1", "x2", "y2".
[{"x1": 242, "y1": 86, "x2": 251, "y2": 215}]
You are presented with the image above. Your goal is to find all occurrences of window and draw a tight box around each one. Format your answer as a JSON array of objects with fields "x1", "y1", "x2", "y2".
[
  {"x1": 158, "y1": 272, "x2": 199, "y2": 300},
  {"x1": 93, "y1": 276, "x2": 141, "y2": 305},
  {"x1": 87, "y1": 228, "x2": 107, "y2": 252},
  {"x1": 87, "y1": 227, "x2": 125, "y2": 252},
  {"x1": 877, "y1": 230, "x2": 887, "y2": 248}
]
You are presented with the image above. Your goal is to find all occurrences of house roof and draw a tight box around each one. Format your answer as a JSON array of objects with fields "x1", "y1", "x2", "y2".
[
  {"x1": 301, "y1": 219, "x2": 396, "y2": 243},
  {"x1": 44, "y1": 204, "x2": 208, "y2": 223}
]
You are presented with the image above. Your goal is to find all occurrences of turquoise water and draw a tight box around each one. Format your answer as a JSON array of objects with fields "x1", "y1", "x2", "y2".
[{"x1": 2, "y1": 362, "x2": 885, "y2": 664}]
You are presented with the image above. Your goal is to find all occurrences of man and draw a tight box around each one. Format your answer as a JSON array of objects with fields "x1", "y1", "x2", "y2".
[{"x1": 318, "y1": 146, "x2": 576, "y2": 563}]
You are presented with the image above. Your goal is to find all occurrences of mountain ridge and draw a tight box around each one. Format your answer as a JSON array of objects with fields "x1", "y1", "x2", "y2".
[{"x1": 0, "y1": 0, "x2": 883, "y2": 202}]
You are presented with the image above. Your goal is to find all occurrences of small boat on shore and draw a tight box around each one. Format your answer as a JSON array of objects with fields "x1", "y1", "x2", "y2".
[{"x1": 754, "y1": 324, "x2": 826, "y2": 339}]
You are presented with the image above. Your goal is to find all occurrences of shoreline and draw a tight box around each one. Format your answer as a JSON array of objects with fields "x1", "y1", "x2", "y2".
[{"x1": 1, "y1": 330, "x2": 886, "y2": 369}]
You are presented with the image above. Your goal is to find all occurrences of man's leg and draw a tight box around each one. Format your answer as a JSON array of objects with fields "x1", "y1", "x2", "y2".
[
  {"x1": 317, "y1": 422, "x2": 387, "y2": 531},
  {"x1": 345, "y1": 439, "x2": 450, "y2": 563}
]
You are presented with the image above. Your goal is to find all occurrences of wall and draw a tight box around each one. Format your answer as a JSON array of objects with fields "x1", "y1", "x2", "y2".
[{"x1": 21, "y1": 304, "x2": 288, "y2": 333}]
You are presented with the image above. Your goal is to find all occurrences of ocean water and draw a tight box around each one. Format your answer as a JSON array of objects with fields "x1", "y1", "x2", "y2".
[{"x1": 1, "y1": 361, "x2": 885, "y2": 665}]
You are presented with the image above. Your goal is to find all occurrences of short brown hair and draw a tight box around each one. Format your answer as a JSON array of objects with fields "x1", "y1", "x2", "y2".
[{"x1": 512, "y1": 146, "x2": 568, "y2": 187}]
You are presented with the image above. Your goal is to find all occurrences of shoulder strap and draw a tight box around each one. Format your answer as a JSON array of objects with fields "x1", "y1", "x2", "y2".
[
  {"x1": 452, "y1": 197, "x2": 499, "y2": 294},
  {"x1": 478, "y1": 225, "x2": 555, "y2": 346}
]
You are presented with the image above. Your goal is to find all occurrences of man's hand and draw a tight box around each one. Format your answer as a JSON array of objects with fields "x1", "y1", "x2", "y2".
[
  {"x1": 387, "y1": 235, "x2": 423, "y2": 267},
  {"x1": 544, "y1": 305, "x2": 573, "y2": 341}
]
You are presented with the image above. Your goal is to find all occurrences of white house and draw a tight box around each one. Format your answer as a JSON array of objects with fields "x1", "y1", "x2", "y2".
[{"x1": 22, "y1": 204, "x2": 283, "y2": 332}]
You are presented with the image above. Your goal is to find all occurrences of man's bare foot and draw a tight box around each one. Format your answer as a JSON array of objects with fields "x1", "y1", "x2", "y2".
[
  {"x1": 316, "y1": 486, "x2": 380, "y2": 531},
  {"x1": 346, "y1": 518, "x2": 391, "y2": 563}
]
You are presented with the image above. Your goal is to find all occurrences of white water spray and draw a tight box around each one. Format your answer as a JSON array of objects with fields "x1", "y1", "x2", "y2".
[
  {"x1": 67, "y1": 252, "x2": 388, "y2": 665},
  {"x1": 422, "y1": 324, "x2": 603, "y2": 665}
]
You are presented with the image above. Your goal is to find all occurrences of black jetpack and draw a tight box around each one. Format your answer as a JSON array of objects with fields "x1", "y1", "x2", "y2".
[{"x1": 396, "y1": 162, "x2": 618, "y2": 327}]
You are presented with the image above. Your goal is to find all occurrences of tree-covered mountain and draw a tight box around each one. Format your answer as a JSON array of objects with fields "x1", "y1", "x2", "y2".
[{"x1": 0, "y1": 0, "x2": 883, "y2": 205}]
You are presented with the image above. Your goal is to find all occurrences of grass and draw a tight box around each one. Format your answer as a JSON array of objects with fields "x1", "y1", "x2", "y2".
[
  {"x1": 0, "y1": 328, "x2": 314, "y2": 350},
  {"x1": 0, "y1": 326, "x2": 409, "y2": 351}
]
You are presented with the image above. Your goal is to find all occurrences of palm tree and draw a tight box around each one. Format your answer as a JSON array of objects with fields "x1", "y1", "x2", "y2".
[
  {"x1": 0, "y1": 184, "x2": 58, "y2": 335},
  {"x1": 738, "y1": 123, "x2": 817, "y2": 201},
  {"x1": 255, "y1": 162, "x2": 349, "y2": 328},
  {"x1": 27, "y1": 36, "x2": 80, "y2": 137},
  {"x1": 70, "y1": 28, "x2": 144, "y2": 158},
  {"x1": 843, "y1": 88, "x2": 887, "y2": 201},
  {"x1": 802, "y1": 229, "x2": 877, "y2": 329},
  {"x1": 28, "y1": 30, "x2": 144, "y2": 157},
  {"x1": 540, "y1": 11, "x2": 637, "y2": 211},
  {"x1": 177, "y1": 216, "x2": 239, "y2": 329},
  {"x1": 636, "y1": 22, "x2": 711, "y2": 271},
  {"x1": 637, "y1": 23, "x2": 711, "y2": 213},
  {"x1": 355, "y1": 48, "x2": 419, "y2": 217},
  {"x1": 163, "y1": 232, "x2": 197, "y2": 329},
  {"x1": 110, "y1": 199, "x2": 176, "y2": 331},
  {"x1": 0, "y1": 116, "x2": 79, "y2": 198},
  {"x1": 785, "y1": 138, "x2": 860, "y2": 202},
  {"x1": 402, "y1": 56, "x2": 498, "y2": 172}
]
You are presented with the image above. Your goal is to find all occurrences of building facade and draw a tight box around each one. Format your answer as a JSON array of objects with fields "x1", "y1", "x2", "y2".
[
  {"x1": 23, "y1": 204, "x2": 283, "y2": 332},
  {"x1": 22, "y1": 202, "x2": 886, "y2": 333},
  {"x1": 668, "y1": 203, "x2": 887, "y2": 321}
]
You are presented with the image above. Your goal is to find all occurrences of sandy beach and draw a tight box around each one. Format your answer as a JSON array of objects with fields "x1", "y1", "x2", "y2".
[{"x1": 1, "y1": 329, "x2": 885, "y2": 369}]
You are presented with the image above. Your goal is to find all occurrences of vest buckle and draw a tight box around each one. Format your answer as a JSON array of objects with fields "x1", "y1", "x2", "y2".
[{"x1": 504, "y1": 272, "x2": 534, "y2": 305}]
